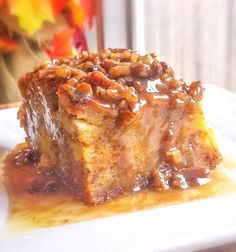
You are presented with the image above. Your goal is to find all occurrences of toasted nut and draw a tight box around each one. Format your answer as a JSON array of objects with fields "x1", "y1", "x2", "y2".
[
  {"x1": 118, "y1": 50, "x2": 131, "y2": 61},
  {"x1": 170, "y1": 94, "x2": 186, "y2": 109},
  {"x1": 123, "y1": 87, "x2": 139, "y2": 103},
  {"x1": 169, "y1": 79, "x2": 181, "y2": 89},
  {"x1": 45, "y1": 70, "x2": 56, "y2": 79},
  {"x1": 96, "y1": 86, "x2": 106, "y2": 96},
  {"x1": 103, "y1": 49, "x2": 111, "y2": 55},
  {"x1": 71, "y1": 69, "x2": 86, "y2": 80},
  {"x1": 99, "y1": 52, "x2": 107, "y2": 60},
  {"x1": 106, "y1": 88, "x2": 120, "y2": 99},
  {"x1": 130, "y1": 62, "x2": 150, "y2": 78},
  {"x1": 82, "y1": 61, "x2": 93, "y2": 71},
  {"x1": 130, "y1": 53, "x2": 139, "y2": 63},
  {"x1": 77, "y1": 63, "x2": 85, "y2": 70},
  {"x1": 67, "y1": 78, "x2": 79, "y2": 86},
  {"x1": 76, "y1": 82, "x2": 93, "y2": 95},
  {"x1": 108, "y1": 65, "x2": 132, "y2": 78},
  {"x1": 100, "y1": 59, "x2": 118, "y2": 71},
  {"x1": 160, "y1": 73, "x2": 169, "y2": 81},
  {"x1": 175, "y1": 92, "x2": 188, "y2": 102},
  {"x1": 138, "y1": 55, "x2": 154, "y2": 65},
  {"x1": 188, "y1": 81, "x2": 204, "y2": 101},
  {"x1": 108, "y1": 83, "x2": 125, "y2": 93},
  {"x1": 149, "y1": 60, "x2": 162, "y2": 80},
  {"x1": 87, "y1": 71, "x2": 114, "y2": 88},
  {"x1": 110, "y1": 53, "x2": 119, "y2": 60}
]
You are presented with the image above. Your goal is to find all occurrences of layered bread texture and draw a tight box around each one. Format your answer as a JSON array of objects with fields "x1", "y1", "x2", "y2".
[{"x1": 18, "y1": 49, "x2": 221, "y2": 205}]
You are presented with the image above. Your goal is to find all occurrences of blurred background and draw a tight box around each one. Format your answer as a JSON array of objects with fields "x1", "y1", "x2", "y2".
[{"x1": 0, "y1": 0, "x2": 235, "y2": 104}]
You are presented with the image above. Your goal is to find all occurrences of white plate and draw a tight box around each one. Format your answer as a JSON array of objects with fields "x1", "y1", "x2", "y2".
[{"x1": 0, "y1": 85, "x2": 236, "y2": 252}]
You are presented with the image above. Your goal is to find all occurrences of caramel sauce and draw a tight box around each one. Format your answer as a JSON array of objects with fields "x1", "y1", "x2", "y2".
[{"x1": 1, "y1": 146, "x2": 236, "y2": 233}]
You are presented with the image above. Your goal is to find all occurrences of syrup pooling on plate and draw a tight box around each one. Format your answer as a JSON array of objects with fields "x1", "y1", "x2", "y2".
[{"x1": 2, "y1": 144, "x2": 236, "y2": 233}]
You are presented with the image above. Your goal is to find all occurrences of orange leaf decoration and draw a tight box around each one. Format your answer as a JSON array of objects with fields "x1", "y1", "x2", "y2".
[
  {"x1": 44, "y1": 28, "x2": 75, "y2": 58},
  {"x1": 0, "y1": 0, "x2": 5, "y2": 6},
  {"x1": 80, "y1": 0, "x2": 95, "y2": 29},
  {"x1": 6, "y1": 0, "x2": 54, "y2": 34},
  {"x1": 65, "y1": 0, "x2": 85, "y2": 28},
  {"x1": 51, "y1": 0, "x2": 66, "y2": 16},
  {"x1": 73, "y1": 26, "x2": 88, "y2": 52},
  {"x1": 0, "y1": 35, "x2": 18, "y2": 52}
]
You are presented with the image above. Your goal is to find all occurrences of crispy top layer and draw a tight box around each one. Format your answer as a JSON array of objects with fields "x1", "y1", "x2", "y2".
[{"x1": 20, "y1": 49, "x2": 204, "y2": 116}]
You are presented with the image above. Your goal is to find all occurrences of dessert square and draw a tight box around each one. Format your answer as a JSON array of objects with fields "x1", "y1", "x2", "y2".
[{"x1": 18, "y1": 49, "x2": 221, "y2": 204}]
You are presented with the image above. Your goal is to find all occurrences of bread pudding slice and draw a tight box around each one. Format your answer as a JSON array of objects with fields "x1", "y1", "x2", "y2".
[{"x1": 18, "y1": 49, "x2": 221, "y2": 205}]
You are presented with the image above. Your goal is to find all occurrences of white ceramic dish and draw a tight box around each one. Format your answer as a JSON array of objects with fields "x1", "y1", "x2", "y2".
[{"x1": 0, "y1": 85, "x2": 236, "y2": 252}]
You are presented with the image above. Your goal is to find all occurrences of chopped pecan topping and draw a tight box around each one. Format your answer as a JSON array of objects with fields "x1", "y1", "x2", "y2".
[{"x1": 33, "y1": 49, "x2": 204, "y2": 115}]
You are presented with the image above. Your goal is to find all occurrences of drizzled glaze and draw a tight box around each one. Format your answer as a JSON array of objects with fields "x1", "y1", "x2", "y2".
[{"x1": 24, "y1": 49, "x2": 204, "y2": 116}]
